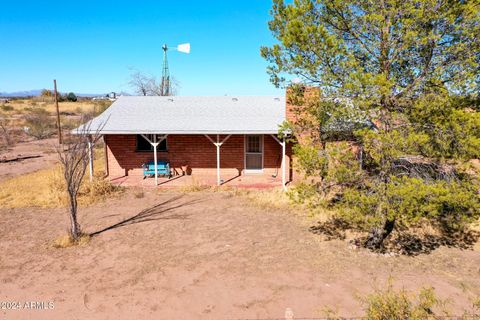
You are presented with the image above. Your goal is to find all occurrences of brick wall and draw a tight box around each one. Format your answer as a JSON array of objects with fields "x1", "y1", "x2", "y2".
[{"x1": 105, "y1": 134, "x2": 292, "y2": 181}]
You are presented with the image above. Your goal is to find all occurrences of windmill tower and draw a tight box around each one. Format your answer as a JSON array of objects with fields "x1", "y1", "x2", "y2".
[{"x1": 160, "y1": 43, "x2": 190, "y2": 96}]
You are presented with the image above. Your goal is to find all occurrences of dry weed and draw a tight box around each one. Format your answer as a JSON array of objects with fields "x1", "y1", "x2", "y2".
[
  {"x1": 53, "y1": 234, "x2": 90, "y2": 248},
  {"x1": 0, "y1": 150, "x2": 122, "y2": 208}
]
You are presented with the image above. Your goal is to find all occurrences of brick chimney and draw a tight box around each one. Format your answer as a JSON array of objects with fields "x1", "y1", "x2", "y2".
[{"x1": 285, "y1": 86, "x2": 321, "y2": 124}]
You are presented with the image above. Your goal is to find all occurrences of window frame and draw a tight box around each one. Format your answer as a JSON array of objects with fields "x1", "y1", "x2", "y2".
[
  {"x1": 135, "y1": 134, "x2": 168, "y2": 152},
  {"x1": 244, "y1": 134, "x2": 264, "y2": 173}
]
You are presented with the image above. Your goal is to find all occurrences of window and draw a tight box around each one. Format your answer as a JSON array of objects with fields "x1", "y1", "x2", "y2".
[{"x1": 136, "y1": 135, "x2": 168, "y2": 152}]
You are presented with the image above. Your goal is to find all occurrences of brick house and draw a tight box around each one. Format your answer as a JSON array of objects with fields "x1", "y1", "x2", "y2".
[{"x1": 82, "y1": 96, "x2": 294, "y2": 188}]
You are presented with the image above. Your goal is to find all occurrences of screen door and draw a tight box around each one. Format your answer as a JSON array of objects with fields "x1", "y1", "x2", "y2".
[{"x1": 245, "y1": 135, "x2": 263, "y2": 171}]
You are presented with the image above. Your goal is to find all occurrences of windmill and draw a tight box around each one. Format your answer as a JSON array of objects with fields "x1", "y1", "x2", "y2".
[{"x1": 160, "y1": 43, "x2": 190, "y2": 96}]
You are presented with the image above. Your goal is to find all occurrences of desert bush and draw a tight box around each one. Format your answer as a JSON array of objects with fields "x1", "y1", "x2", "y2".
[
  {"x1": 1, "y1": 105, "x2": 14, "y2": 112},
  {"x1": 24, "y1": 108, "x2": 54, "y2": 139},
  {"x1": 41, "y1": 89, "x2": 53, "y2": 97},
  {"x1": 61, "y1": 117, "x2": 81, "y2": 130},
  {"x1": 361, "y1": 283, "x2": 448, "y2": 319},
  {"x1": 80, "y1": 177, "x2": 122, "y2": 205},
  {"x1": 0, "y1": 112, "x2": 13, "y2": 149},
  {"x1": 53, "y1": 234, "x2": 90, "y2": 248},
  {"x1": 134, "y1": 191, "x2": 145, "y2": 198}
]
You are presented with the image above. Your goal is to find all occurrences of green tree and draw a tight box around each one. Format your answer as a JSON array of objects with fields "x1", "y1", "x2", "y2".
[
  {"x1": 66, "y1": 92, "x2": 77, "y2": 102},
  {"x1": 262, "y1": 0, "x2": 480, "y2": 249}
]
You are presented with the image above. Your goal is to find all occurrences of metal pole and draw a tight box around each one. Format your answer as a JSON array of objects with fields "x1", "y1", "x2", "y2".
[
  {"x1": 216, "y1": 135, "x2": 220, "y2": 186},
  {"x1": 153, "y1": 135, "x2": 158, "y2": 186},
  {"x1": 88, "y1": 137, "x2": 93, "y2": 181},
  {"x1": 282, "y1": 137, "x2": 286, "y2": 190},
  {"x1": 53, "y1": 79, "x2": 62, "y2": 144}
]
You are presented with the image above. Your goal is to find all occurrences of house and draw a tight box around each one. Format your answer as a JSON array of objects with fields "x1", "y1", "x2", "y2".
[{"x1": 80, "y1": 96, "x2": 294, "y2": 188}]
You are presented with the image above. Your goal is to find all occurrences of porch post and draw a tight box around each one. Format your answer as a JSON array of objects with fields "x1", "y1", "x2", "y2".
[
  {"x1": 141, "y1": 134, "x2": 167, "y2": 186},
  {"x1": 205, "y1": 134, "x2": 231, "y2": 186},
  {"x1": 153, "y1": 134, "x2": 158, "y2": 186},
  {"x1": 88, "y1": 135, "x2": 93, "y2": 182},
  {"x1": 270, "y1": 134, "x2": 287, "y2": 191}
]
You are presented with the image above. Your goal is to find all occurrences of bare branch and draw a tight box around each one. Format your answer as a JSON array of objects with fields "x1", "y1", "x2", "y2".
[{"x1": 55, "y1": 115, "x2": 106, "y2": 240}]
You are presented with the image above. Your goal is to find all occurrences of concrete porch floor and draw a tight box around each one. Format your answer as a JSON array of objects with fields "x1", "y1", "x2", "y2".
[{"x1": 109, "y1": 172, "x2": 284, "y2": 189}]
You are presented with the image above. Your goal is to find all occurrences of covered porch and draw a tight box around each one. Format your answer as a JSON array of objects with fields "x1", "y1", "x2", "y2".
[
  {"x1": 102, "y1": 133, "x2": 292, "y2": 189},
  {"x1": 109, "y1": 171, "x2": 284, "y2": 189}
]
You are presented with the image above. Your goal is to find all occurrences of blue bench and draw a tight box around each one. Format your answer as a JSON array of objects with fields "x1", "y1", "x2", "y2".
[{"x1": 142, "y1": 161, "x2": 171, "y2": 179}]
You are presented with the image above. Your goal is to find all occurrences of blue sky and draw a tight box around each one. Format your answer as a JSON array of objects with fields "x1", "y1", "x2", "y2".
[{"x1": 0, "y1": 0, "x2": 284, "y2": 96}]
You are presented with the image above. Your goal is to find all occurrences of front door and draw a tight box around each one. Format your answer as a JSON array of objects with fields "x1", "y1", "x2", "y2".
[{"x1": 245, "y1": 135, "x2": 263, "y2": 172}]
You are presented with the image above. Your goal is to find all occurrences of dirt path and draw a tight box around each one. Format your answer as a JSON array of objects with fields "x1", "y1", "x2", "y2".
[
  {"x1": 0, "y1": 138, "x2": 58, "y2": 182},
  {"x1": 1, "y1": 190, "x2": 479, "y2": 319}
]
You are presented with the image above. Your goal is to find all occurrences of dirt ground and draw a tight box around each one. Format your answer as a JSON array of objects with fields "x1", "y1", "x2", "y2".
[
  {"x1": 1, "y1": 189, "x2": 479, "y2": 319},
  {"x1": 0, "y1": 138, "x2": 58, "y2": 183}
]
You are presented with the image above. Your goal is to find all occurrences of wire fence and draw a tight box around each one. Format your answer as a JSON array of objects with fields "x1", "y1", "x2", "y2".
[{"x1": 228, "y1": 314, "x2": 480, "y2": 320}]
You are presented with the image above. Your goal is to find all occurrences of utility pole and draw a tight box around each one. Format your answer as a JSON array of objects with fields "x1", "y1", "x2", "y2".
[{"x1": 53, "y1": 79, "x2": 62, "y2": 144}]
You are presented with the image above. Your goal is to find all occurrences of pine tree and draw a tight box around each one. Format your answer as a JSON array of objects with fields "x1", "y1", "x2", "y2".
[{"x1": 262, "y1": 0, "x2": 480, "y2": 249}]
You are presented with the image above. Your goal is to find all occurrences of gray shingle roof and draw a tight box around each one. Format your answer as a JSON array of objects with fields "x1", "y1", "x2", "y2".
[{"x1": 81, "y1": 96, "x2": 286, "y2": 134}]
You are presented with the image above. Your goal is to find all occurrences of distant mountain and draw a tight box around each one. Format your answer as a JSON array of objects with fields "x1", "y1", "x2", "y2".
[
  {"x1": 0, "y1": 89, "x2": 109, "y2": 98},
  {"x1": 0, "y1": 89, "x2": 43, "y2": 97}
]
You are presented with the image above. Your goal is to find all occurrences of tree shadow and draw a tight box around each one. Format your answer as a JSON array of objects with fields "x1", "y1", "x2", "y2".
[
  {"x1": 90, "y1": 194, "x2": 202, "y2": 236},
  {"x1": 310, "y1": 218, "x2": 480, "y2": 256},
  {"x1": 309, "y1": 217, "x2": 351, "y2": 240},
  {"x1": 388, "y1": 229, "x2": 479, "y2": 256}
]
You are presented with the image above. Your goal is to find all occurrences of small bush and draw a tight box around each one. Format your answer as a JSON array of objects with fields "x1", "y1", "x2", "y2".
[
  {"x1": 80, "y1": 177, "x2": 122, "y2": 205},
  {"x1": 60, "y1": 117, "x2": 81, "y2": 130},
  {"x1": 40, "y1": 89, "x2": 53, "y2": 97},
  {"x1": 24, "y1": 109, "x2": 54, "y2": 139},
  {"x1": 53, "y1": 234, "x2": 90, "y2": 248},
  {"x1": 0, "y1": 112, "x2": 13, "y2": 148},
  {"x1": 1, "y1": 105, "x2": 14, "y2": 112},
  {"x1": 361, "y1": 282, "x2": 448, "y2": 319},
  {"x1": 134, "y1": 191, "x2": 145, "y2": 198}
]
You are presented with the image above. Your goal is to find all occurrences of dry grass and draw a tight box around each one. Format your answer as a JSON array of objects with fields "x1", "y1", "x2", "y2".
[
  {"x1": 0, "y1": 149, "x2": 122, "y2": 208},
  {"x1": 134, "y1": 191, "x2": 145, "y2": 198},
  {"x1": 232, "y1": 187, "x2": 336, "y2": 221},
  {"x1": 2, "y1": 99, "x2": 108, "y2": 116},
  {"x1": 53, "y1": 234, "x2": 90, "y2": 248},
  {"x1": 178, "y1": 178, "x2": 211, "y2": 193},
  {"x1": 232, "y1": 188, "x2": 294, "y2": 211}
]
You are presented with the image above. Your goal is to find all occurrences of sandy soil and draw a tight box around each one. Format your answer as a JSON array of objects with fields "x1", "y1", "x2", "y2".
[
  {"x1": 0, "y1": 138, "x2": 58, "y2": 182},
  {"x1": 0, "y1": 190, "x2": 479, "y2": 319}
]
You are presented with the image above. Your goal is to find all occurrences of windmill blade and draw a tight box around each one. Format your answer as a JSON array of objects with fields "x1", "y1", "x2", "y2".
[{"x1": 177, "y1": 43, "x2": 190, "y2": 54}]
